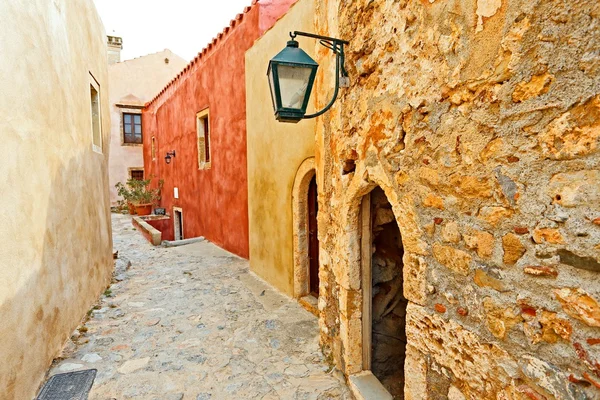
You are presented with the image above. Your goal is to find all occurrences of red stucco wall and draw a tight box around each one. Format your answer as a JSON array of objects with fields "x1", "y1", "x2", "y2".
[
  {"x1": 142, "y1": 0, "x2": 296, "y2": 258},
  {"x1": 147, "y1": 218, "x2": 173, "y2": 242}
]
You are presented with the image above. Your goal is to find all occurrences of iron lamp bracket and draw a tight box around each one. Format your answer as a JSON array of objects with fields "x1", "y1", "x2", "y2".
[{"x1": 289, "y1": 31, "x2": 349, "y2": 119}]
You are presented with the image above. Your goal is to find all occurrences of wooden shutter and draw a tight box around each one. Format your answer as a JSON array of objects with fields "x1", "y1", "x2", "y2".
[{"x1": 197, "y1": 134, "x2": 206, "y2": 167}]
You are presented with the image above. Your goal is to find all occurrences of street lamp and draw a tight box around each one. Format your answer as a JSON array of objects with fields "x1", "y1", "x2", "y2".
[
  {"x1": 267, "y1": 31, "x2": 349, "y2": 123},
  {"x1": 165, "y1": 150, "x2": 176, "y2": 165}
]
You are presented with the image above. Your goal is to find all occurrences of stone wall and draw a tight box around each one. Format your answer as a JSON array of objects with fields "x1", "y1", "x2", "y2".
[{"x1": 314, "y1": 0, "x2": 600, "y2": 398}]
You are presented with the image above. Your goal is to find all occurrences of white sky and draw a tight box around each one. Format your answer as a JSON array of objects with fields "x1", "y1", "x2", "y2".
[{"x1": 93, "y1": 0, "x2": 254, "y2": 61}]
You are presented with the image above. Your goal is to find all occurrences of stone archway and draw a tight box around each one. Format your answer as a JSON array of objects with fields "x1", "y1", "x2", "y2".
[
  {"x1": 333, "y1": 161, "x2": 428, "y2": 399},
  {"x1": 292, "y1": 157, "x2": 317, "y2": 300},
  {"x1": 361, "y1": 186, "x2": 407, "y2": 398}
]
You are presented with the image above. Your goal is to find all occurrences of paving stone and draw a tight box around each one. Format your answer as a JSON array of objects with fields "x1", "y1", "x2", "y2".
[
  {"x1": 58, "y1": 363, "x2": 84, "y2": 372},
  {"x1": 81, "y1": 353, "x2": 103, "y2": 363},
  {"x1": 46, "y1": 214, "x2": 350, "y2": 399},
  {"x1": 118, "y1": 357, "x2": 150, "y2": 374}
]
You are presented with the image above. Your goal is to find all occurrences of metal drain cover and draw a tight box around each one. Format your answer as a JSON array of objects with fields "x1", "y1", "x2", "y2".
[{"x1": 36, "y1": 369, "x2": 97, "y2": 400}]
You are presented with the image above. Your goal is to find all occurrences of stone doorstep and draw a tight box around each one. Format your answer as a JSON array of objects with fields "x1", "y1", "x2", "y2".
[
  {"x1": 299, "y1": 295, "x2": 319, "y2": 317},
  {"x1": 139, "y1": 214, "x2": 170, "y2": 222},
  {"x1": 349, "y1": 371, "x2": 394, "y2": 400},
  {"x1": 131, "y1": 216, "x2": 161, "y2": 246}
]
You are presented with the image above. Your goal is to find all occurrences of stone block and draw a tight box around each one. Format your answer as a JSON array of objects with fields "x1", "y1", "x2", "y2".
[
  {"x1": 441, "y1": 222, "x2": 461, "y2": 244},
  {"x1": 523, "y1": 265, "x2": 558, "y2": 278},
  {"x1": 483, "y1": 297, "x2": 521, "y2": 340},
  {"x1": 433, "y1": 244, "x2": 471, "y2": 276},
  {"x1": 403, "y1": 253, "x2": 428, "y2": 305},
  {"x1": 474, "y1": 269, "x2": 505, "y2": 292},
  {"x1": 558, "y1": 249, "x2": 600, "y2": 273},
  {"x1": 532, "y1": 228, "x2": 564, "y2": 244},
  {"x1": 519, "y1": 355, "x2": 587, "y2": 399},
  {"x1": 464, "y1": 230, "x2": 494, "y2": 259},
  {"x1": 540, "y1": 96, "x2": 600, "y2": 160},
  {"x1": 406, "y1": 303, "x2": 517, "y2": 396},
  {"x1": 502, "y1": 233, "x2": 526, "y2": 266},
  {"x1": 512, "y1": 73, "x2": 554, "y2": 103},
  {"x1": 423, "y1": 193, "x2": 444, "y2": 210},
  {"x1": 478, "y1": 207, "x2": 513, "y2": 227},
  {"x1": 555, "y1": 288, "x2": 600, "y2": 328},
  {"x1": 548, "y1": 170, "x2": 600, "y2": 207},
  {"x1": 404, "y1": 345, "x2": 427, "y2": 400}
]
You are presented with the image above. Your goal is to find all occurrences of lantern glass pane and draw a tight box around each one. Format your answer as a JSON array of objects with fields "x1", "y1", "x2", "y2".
[
  {"x1": 277, "y1": 64, "x2": 313, "y2": 110},
  {"x1": 268, "y1": 67, "x2": 277, "y2": 112}
]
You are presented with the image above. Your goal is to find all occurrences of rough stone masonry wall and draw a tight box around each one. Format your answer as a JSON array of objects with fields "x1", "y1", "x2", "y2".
[{"x1": 314, "y1": 0, "x2": 600, "y2": 399}]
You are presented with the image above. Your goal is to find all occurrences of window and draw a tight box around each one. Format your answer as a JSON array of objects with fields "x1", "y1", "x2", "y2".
[
  {"x1": 151, "y1": 137, "x2": 156, "y2": 160},
  {"x1": 196, "y1": 109, "x2": 211, "y2": 169},
  {"x1": 130, "y1": 169, "x2": 144, "y2": 180},
  {"x1": 89, "y1": 74, "x2": 102, "y2": 153},
  {"x1": 123, "y1": 113, "x2": 142, "y2": 144}
]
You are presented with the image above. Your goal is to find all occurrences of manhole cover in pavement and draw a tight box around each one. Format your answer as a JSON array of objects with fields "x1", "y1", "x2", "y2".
[{"x1": 36, "y1": 369, "x2": 97, "y2": 400}]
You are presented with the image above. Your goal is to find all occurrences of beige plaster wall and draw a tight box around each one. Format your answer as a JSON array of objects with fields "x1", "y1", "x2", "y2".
[
  {"x1": 246, "y1": 0, "x2": 316, "y2": 296},
  {"x1": 0, "y1": 0, "x2": 113, "y2": 398},
  {"x1": 314, "y1": 0, "x2": 600, "y2": 398},
  {"x1": 108, "y1": 49, "x2": 186, "y2": 204}
]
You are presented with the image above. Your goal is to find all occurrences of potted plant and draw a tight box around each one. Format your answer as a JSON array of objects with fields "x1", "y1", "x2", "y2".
[
  {"x1": 129, "y1": 177, "x2": 164, "y2": 216},
  {"x1": 115, "y1": 181, "x2": 136, "y2": 215}
]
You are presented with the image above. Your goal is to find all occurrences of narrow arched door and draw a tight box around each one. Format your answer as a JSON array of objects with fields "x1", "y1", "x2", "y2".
[{"x1": 308, "y1": 176, "x2": 319, "y2": 297}]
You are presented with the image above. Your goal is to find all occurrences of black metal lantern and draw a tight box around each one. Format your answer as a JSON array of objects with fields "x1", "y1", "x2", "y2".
[
  {"x1": 165, "y1": 150, "x2": 176, "y2": 165},
  {"x1": 267, "y1": 31, "x2": 349, "y2": 123},
  {"x1": 267, "y1": 38, "x2": 319, "y2": 123}
]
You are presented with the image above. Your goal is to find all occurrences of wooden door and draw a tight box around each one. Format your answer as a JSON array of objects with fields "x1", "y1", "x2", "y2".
[
  {"x1": 174, "y1": 210, "x2": 183, "y2": 241},
  {"x1": 308, "y1": 176, "x2": 319, "y2": 297}
]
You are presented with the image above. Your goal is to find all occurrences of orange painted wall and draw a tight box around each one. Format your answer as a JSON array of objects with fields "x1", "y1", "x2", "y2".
[{"x1": 142, "y1": 0, "x2": 296, "y2": 258}]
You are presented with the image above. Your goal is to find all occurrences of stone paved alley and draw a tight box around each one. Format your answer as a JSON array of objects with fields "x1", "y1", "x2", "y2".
[{"x1": 46, "y1": 214, "x2": 350, "y2": 399}]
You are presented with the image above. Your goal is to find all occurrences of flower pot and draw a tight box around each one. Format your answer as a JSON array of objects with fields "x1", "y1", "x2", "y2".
[
  {"x1": 127, "y1": 202, "x2": 137, "y2": 215},
  {"x1": 135, "y1": 203, "x2": 153, "y2": 216}
]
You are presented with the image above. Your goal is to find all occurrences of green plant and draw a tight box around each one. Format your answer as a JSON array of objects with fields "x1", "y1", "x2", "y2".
[
  {"x1": 114, "y1": 199, "x2": 128, "y2": 213},
  {"x1": 115, "y1": 177, "x2": 164, "y2": 206},
  {"x1": 115, "y1": 181, "x2": 134, "y2": 203}
]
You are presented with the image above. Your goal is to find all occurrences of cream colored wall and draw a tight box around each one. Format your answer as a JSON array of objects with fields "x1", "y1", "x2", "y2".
[
  {"x1": 0, "y1": 0, "x2": 113, "y2": 398},
  {"x1": 246, "y1": 0, "x2": 316, "y2": 296},
  {"x1": 108, "y1": 50, "x2": 186, "y2": 204}
]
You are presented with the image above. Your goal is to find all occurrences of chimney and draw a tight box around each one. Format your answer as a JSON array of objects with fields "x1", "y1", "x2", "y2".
[{"x1": 107, "y1": 35, "x2": 123, "y2": 64}]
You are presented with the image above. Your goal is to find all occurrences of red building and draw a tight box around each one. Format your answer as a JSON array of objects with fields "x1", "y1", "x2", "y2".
[{"x1": 142, "y1": 0, "x2": 296, "y2": 257}]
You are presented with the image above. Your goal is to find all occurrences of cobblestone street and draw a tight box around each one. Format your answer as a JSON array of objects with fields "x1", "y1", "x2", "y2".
[{"x1": 47, "y1": 214, "x2": 350, "y2": 399}]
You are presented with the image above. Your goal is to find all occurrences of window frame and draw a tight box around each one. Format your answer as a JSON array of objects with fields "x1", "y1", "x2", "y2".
[
  {"x1": 129, "y1": 168, "x2": 144, "y2": 181},
  {"x1": 89, "y1": 73, "x2": 102, "y2": 154},
  {"x1": 196, "y1": 109, "x2": 211, "y2": 170},
  {"x1": 121, "y1": 111, "x2": 143, "y2": 146}
]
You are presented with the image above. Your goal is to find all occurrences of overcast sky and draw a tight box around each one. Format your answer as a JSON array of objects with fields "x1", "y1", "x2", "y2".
[{"x1": 93, "y1": 0, "x2": 253, "y2": 61}]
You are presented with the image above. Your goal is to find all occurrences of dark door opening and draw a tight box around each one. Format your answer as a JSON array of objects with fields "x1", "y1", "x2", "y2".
[
  {"x1": 370, "y1": 187, "x2": 406, "y2": 399},
  {"x1": 174, "y1": 209, "x2": 183, "y2": 241},
  {"x1": 308, "y1": 175, "x2": 319, "y2": 297}
]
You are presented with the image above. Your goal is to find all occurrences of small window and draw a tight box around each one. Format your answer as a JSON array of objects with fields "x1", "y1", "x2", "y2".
[
  {"x1": 123, "y1": 112, "x2": 142, "y2": 144},
  {"x1": 151, "y1": 137, "x2": 156, "y2": 160},
  {"x1": 90, "y1": 75, "x2": 102, "y2": 153},
  {"x1": 196, "y1": 109, "x2": 211, "y2": 169},
  {"x1": 130, "y1": 169, "x2": 144, "y2": 180}
]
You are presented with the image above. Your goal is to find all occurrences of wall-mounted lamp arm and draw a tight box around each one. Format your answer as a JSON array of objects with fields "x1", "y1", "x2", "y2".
[{"x1": 290, "y1": 31, "x2": 349, "y2": 120}]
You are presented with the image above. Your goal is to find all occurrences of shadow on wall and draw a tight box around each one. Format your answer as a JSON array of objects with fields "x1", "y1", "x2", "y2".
[{"x1": 0, "y1": 152, "x2": 113, "y2": 400}]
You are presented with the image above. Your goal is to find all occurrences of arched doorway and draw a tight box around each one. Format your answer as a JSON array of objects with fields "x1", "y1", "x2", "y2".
[
  {"x1": 307, "y1": 175, "x2": 319, "y2": 297},
  {"x1": 361, "y1": 186, "x2": 406, "y2": 399},
  {"x1": 292, "y1": 158, "x2": 319, "y2": 311}
]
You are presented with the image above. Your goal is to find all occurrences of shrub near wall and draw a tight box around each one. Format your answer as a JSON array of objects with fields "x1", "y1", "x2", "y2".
[{"x1": 315, "y1": 0, "x2": 600, "y2": 398}]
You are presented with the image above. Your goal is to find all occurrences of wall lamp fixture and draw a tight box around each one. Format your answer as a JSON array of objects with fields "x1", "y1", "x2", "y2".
[
  {"x1": 165, "y1": 150, "x2": 176, "y2": 165},
  {"x1": 267, "y1": 31, "x2": 349, "y2": 123}
]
